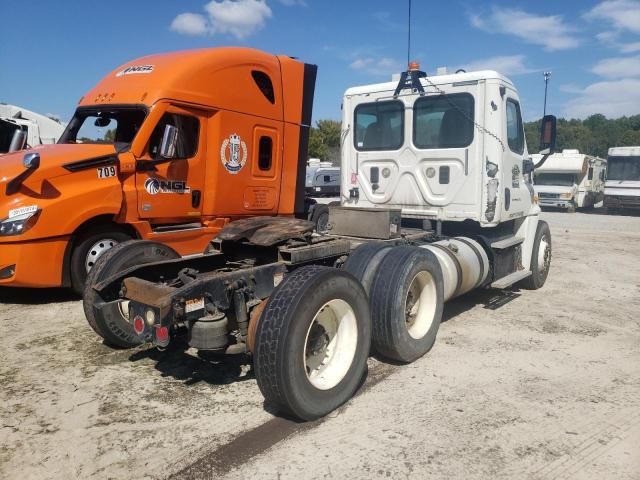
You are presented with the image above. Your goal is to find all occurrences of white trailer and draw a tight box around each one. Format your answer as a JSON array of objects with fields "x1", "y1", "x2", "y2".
[
  {"x1": 0, "y1": 103, "x2": 65, "y2": 154},
  {"x1": 604, "y1": 146, "x2": 640, "y2": 211},
  {"x1": 531, "y1": 149, "x2": 606, "y2": 211}
]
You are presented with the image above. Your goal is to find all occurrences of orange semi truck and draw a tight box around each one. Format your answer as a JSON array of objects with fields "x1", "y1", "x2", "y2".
[{"x1": 0, "y1": 48, "x2": 317, "y2": 292}]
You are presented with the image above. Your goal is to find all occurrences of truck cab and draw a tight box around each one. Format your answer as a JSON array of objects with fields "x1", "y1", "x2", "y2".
[
  {"x1": 341, "y1": 69, "x2": 535, "y2": 226},
  {"x1": 0, "y1": 104, "x2": 65, "y2": 154},
  {"x1": 0, "y1": 48, "x2": 316, "y2": 291}
]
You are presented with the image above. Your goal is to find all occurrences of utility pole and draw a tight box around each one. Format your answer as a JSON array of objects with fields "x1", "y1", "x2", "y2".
[{"x1": 543, "y1": 71, "x2": 551, "y2": 116}]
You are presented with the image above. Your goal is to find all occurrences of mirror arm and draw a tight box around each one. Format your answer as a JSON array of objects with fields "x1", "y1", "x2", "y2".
[{"x1": 533, "y1": 153, "x2": 551, "y2": 170}]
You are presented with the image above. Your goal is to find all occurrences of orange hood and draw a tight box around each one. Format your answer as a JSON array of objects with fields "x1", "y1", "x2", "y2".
[{"x1": 0, "y1": 143, "x2": 117, "y2": 194}]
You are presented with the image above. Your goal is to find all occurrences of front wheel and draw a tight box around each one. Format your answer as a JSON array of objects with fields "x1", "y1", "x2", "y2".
[
  {"x1": 519, "y1": 220, "x2": 551, "y2": 290},
  {"x1": 254, "y1": 266, "x2": 371, "y2": 420}
]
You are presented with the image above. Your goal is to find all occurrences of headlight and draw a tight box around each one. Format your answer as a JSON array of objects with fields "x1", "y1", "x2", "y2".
[
  {"x1": 560, "y1": 192, "x2": 573, "y2": 199},
  {"x1": 0, "y1": 210, "x2": 40, "y2": 236}
]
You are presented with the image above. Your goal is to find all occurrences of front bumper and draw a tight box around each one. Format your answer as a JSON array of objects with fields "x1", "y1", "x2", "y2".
[
  {"x1": 539, "y1": 198, "x2": 573, "y2": 209},
  {"x1": 0, "y1": 236, "x2": 69, "y2": 287},
  {"x1": 604, "y1": 195, "x2": 640, "y2": 210}
]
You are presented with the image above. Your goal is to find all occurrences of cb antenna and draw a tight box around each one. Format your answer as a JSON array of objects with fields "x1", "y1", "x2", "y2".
[{"x1": 407, "y1": 0, "x2": 412, "y2": 66}]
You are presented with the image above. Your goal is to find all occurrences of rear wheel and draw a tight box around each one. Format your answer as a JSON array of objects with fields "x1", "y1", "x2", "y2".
[
  {"x1": 342, "y1": 242, "x2": 393, "y2": 296},
  {"x1": 254, "y1": 266, "x2": 371, "y2": 420},
  {"x1": 311, "y1": 204, "x2": 329, "y2": 233},
  {"x1": 369, "y1": 246, "x2": 444, "y2": 363},
  {"x1": 70, "y1": 225, "x2": 132, "y2": 294},
  {"x1": 519, "y1": 220, "x2": 551, "y2": 290},
  {"x1": 83, "y1": 240, "x2": 180, "y2": 348}
]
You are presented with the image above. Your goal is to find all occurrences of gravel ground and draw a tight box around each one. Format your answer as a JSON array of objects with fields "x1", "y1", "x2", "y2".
[{"x1": 1, "y1": 210, "x2": 639, "y2": 480}]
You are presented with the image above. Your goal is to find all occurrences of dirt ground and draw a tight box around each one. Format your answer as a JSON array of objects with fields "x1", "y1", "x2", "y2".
[{"x1": 1, "y1": 210, "x2": 639, "y2": 480}]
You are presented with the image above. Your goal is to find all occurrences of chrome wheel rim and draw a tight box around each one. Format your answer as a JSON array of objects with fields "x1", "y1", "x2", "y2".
[{"x1": 537, "y1": 233, "x2": 551, "y2": 273}]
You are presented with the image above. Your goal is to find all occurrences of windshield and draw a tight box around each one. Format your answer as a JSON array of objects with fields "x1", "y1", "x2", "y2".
[
  {"x1": 534, "y1": 173, "x2": 577, "y2": 187},
  {"x1": 59, "y1": 107, "x2": 147, "y2": 149},
  {"x1": 0, "y1": 118, "x2": 23, "y2": 153},
  {"x1": 607, "y1": 156, "x2": 640, "y2": 181}
]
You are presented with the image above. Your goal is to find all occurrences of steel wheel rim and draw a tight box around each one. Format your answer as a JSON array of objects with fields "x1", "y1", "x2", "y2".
[
  {"x1": 537, "y1": 233, "x2": 551, "y2": 273},
  {"x1": 85, "y1": 238, "x2": 119, "y2": 273},
  {"x1": 405, "y1": 271, "x2": 438, "y2": 340},
  {"x1": 303, "y1": 299, "x2": 358, "y2": 390}
]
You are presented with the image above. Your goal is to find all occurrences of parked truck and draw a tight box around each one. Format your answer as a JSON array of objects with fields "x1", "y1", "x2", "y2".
[
  {"x1": 81, "y1": 51, "x2": 556, "y2": 421},
  {"x1": 0, "y1": 104, "x2": 65, "y2": 154},
  {"x1": 0, "y1": 48, "x2": 316, "y2": 292},
  {"x1": 604, "y1": 146, "x2": 640, "y2": 212},
  {"x1": 531, "y1": 149, "x2": 606, "y2": 211}
]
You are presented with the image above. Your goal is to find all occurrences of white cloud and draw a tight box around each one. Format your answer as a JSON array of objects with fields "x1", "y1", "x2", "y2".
[
  {"x1": 585, "y1": 0, "x2": 640, "y2": 34},
  {"x1": 590, "y1": 55, "x2": 640, "y2": 78},
  {"x1": 470, "y1": 7, "x2": 580, "y2": 51},
  {"x1": 170, "y1": 0, "x2": 272, "y2": 39},
  {"x1": 170, "y1": 12, "x2": 208, "y2": 36},
  {"x1": 621, "y1": 42, "x2": 640, "y2": 52},
  {"x1": 278, "y1": 0, "x2": 306, "y2": 5},
  {"x1": 350, "y1": 57, "x2": 402, "y2": 76},
  {"x1": 461, "y1": 55, "x2": 534, "y2": 76},
  {"x1": 564, "y1": 78, "x2": 640, "y2": 118}
]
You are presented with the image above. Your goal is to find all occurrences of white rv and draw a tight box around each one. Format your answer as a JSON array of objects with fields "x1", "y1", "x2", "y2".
[
  {"x1": 532, "y1": 149, "x2": 606, "y2": 211},
  {"x1": 604, "y1": 146, "x2": 640, "y2": 211},
  {"x1": 0, "y1": 103, "x2": 65, "y2": 154}
]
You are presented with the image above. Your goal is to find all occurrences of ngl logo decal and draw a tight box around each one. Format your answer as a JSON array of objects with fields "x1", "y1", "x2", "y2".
[
  {"x1": 144, "y1": 178, "x2": 191, "y2": 195},
  {"x1": 116, "y1": 65, "x2": 154, "y2": 77}
]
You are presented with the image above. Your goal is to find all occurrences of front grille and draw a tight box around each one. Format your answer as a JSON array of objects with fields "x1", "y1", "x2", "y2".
[{"x1": 538, "y1": 192, "x2": 560, "y2": 199}]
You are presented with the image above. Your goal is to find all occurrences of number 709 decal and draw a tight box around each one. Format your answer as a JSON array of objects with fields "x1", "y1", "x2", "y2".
[{"x1": 97, "y1": 166, "x2": 117, "y2": 178}]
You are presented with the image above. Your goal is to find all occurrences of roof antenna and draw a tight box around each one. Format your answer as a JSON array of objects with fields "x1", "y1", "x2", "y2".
[{"x1": 394, "y1": 0, "x2": 426, "y2": 98}]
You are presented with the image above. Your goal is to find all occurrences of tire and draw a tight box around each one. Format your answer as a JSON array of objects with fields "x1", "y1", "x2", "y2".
[
  {"x1": 311, "y1": 204, "x2": 330, "y2": 233},
  {"x1": 83, "y1": 240, "x2": 180, "y2": 348},
  {"x1": 567, "y1": 202, "x2": 576, "y2": 213},
  {"x1": 70, "y1": 225, "x2": 132, "y2": 294},
  {"x1": 519, "y1": 220, "x2": 551, "y2": 290},
  {"x1": 254, "y1": 266, "x2": 371, "y2": 420},
  {"x1": 369, "y1": 246, "x2": 444, "y2": 363},
  {"x1": 342, "y1": 242, "x2": 393, "y2": 296}
]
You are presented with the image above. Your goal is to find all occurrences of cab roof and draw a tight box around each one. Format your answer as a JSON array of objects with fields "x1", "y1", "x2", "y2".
[
  {"x1": 79, "y1": 47, "x2": 297, "y2": 121},
  {"x1": 608, "y1": 146, "x2": 640, "y2": 156},
  {"x1": 344, "y1": 70, "x2": 515, "y2": 97}
]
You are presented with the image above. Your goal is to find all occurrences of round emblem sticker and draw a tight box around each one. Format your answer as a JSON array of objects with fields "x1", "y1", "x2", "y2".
[
  {"x1": 220, "y1": 133, "x2": 247, "y2": 174},
  {"x1": 144, "y1": 177, "x2": 160, "y2": 195}
]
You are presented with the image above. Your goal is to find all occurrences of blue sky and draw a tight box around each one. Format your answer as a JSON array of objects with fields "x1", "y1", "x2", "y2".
[{"x1": 1, "y1": 0, "x2": 639, "y2": 125}]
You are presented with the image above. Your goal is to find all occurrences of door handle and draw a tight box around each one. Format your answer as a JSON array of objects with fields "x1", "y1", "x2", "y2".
[{"x1": 192, "y1": 190, "x2": 201, "y2": 208}]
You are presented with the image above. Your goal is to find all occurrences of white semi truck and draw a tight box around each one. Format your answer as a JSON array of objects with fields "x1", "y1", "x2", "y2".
[
  {"x1": 604, "y1": 146, "x2": 640, "y2": 212},
  {"x1": 82, "y1": 58, "x2": 556, "y2": 421},
  {"x1": 0, "y1": 103, "x2": 65, "y2": 154},
  {"x1": 531, "y1": 149, "x2": 607, "y2": 211}
]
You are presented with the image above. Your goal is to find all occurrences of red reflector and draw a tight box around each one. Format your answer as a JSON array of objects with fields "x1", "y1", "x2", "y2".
[
  {"x1": 133, "y1": 315, "x2": 145, "y2": 335},
  {"x1": 155, "y1": 326, "x2": 169, "y2": 343}
]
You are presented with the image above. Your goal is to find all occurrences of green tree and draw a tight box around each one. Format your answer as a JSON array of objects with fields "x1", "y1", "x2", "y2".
[{"x1": 307, "y1": 119, "x2": 342, "y2": 165}]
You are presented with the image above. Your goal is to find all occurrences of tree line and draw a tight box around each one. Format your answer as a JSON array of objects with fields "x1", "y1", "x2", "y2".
[{"x1": 308, "y1": 115, "x2": 640, "y2": 164}]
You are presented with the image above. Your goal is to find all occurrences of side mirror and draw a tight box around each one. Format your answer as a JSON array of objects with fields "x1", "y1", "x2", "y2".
[
  {"x1": 159, "y1": 124, "x2": 179, "y2": 159},
  {"x1": 523, "y1": 158, "x2": 534, "y2": 175},
  {"x1": 539, "y1": 114, "x2": 556, "y2": 154},
  {"x1": 23, "y1": 152, "x2": 40, "y2": 170},
  {"x1": 8, "y1": 129, "x2": 27, "y2": 152},
  {"x1": 94, "y1": 117, "x2": 111, "y2": 128}
]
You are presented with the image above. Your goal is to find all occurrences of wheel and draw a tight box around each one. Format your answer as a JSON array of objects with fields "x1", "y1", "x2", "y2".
[
  {"x1": 369, "y1": 246, "x2": 444, "y2": 363},
  {"x1": 70, "y1": 225, "x2": 132, "y2": 294},
  {"x1": 519, "y1": 220, "x2": 551, "y2": 290},
  {"x1": 567, "y1": 202, "x2": 576, "y2": 213},
  {"x1": 83, "y1": 240, "x2": 180, "y2": 348},
  {"x1": 254, "y1": 265, "x2": 371, "y2": 420},
  {"x1": 342, "y1": 242, "x2": 393, "y2": 296},
  {"x1": 311, "y1": 204, "x2": 330, "y2": 233}
]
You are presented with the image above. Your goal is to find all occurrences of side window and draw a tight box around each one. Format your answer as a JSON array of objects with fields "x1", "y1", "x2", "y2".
[
  {"x1": 506, "y1": 99, "x2": 524, "y2": 154},
  {"x1": 588, "y1": 167, "x2": 594, "y2": 180},
  {"x1": 149, "y1": 113, "x2": 199, "y2": 159},
  {"x1": 354, "y1": 101, "x2": 404, "y2": 151},
  {"x1": 413, "y1": 93, "x2": 474, "y2": 149},
  {"x1": 252, "y1": 71, "x2": 275, "y2": 104},
  {"x1": 258, "y1": 136, "x2": 273, "y2": 170}
]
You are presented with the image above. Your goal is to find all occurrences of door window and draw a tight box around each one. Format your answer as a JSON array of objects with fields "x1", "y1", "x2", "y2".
[
  {"x1": 354, "y1": 101, "x2": 404, "y2": 151},
  {"x1": 506, "y1": 99, "x2": 524, "y2": 154},
  {"x1": 148, "y1": 113, "x2": 199, "y2": 159},
  {"x1": 413, "y1": 93, "x2": 474, "y2": 149},
  {"x1": 258, "y1": 136, "x2": 273, "y2": 170}
]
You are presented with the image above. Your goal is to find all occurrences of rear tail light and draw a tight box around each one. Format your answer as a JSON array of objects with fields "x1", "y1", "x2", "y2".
[
  {"x1": 133, "y1": 315, "x2": 145, "y2": 335},
  {"x1": 155, "y1": 325, "x2": 169, "y2": 345}
]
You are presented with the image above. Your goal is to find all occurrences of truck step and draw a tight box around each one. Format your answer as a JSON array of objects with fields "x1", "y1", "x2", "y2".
[
  {"x1": 491, "y1": 270, "x2": 531, "y2": 289},
  {"x1": 490, "y1": 236, "x2": 524, "y2": 249}
]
